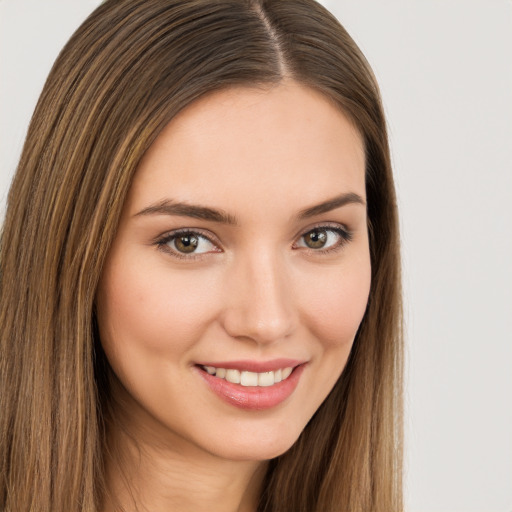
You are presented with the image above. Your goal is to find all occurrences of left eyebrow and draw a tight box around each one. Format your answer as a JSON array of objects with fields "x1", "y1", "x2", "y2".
[{"x1": 297, "y1": 192, "x2": 366, "y2": 219}]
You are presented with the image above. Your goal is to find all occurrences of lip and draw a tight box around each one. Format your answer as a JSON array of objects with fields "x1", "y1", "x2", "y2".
[
  {"x1": 195, "y1": 361, "x2": 306, "y2": 411},
  {"x1": 195, "y1": 358, "x2": 304, "y2": 373}
]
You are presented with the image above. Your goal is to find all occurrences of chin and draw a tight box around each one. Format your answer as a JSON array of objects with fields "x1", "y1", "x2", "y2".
[{"x1": 199, "y1": 419, "x2": 308, "y2": 462}]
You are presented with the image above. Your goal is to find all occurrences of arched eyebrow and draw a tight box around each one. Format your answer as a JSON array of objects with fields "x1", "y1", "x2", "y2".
[
  {"x1": 134, "y1": 192, "x2": 365, "y2": 224},
  {"x1": 134, "y1": 200, "x2": 238, "y2": 224},
  {"x1": 297, "y1": 192, "x2": 365, "y2": 219}
]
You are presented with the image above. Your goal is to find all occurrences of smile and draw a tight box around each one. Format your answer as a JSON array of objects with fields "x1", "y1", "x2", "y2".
[
  {"x1": 196, "y1": 360, "x2": 306, "y2": 410},
  {"x1": 200, "y1": 365, "x2": 294, "y2": 387}
]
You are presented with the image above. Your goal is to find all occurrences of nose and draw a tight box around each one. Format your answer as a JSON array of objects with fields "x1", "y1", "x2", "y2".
[{"x1": 220, "y1": 249, "x2": 297, "y2": 345}]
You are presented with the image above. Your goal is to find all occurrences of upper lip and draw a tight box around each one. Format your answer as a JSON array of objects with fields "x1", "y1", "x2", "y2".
[{"x1": 195, "y1": 358, "x2": 305, "y2": 373}]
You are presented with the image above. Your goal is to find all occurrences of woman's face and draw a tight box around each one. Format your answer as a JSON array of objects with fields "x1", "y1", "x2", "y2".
[{"x1": 96, "y1": 81, "x2": 371, "y2": 461}]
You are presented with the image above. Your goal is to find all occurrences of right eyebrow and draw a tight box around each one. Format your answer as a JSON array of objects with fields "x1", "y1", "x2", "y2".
[{"x1": 134, "y1": 199, "x2": 238, "y2": 225}]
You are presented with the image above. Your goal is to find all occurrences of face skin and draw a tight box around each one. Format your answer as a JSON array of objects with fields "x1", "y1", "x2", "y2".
[{"x1": 96, "y1": 81, "x2": 371, "y2": 512}]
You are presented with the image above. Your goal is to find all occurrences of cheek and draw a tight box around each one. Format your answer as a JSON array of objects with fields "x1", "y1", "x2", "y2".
[
  {"x1": 300, "y1": 259, "x2": 371, "y2": 348},
  {"x1": 96, "y1": 257, "x2": 223, "y2": 362}
]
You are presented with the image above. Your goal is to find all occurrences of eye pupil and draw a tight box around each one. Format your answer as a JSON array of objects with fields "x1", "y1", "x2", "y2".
[
  {"x1": 175, "y1": 234, "x2": 199, "y2": 253},
  {"x1": 305, "y1": 229, "x2": 327, "y2": 249}
]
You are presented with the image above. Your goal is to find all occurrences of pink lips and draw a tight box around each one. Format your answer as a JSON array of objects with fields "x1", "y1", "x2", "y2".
[{"x1": 195, "y1": 359, "x2": 306, "y2": 411}]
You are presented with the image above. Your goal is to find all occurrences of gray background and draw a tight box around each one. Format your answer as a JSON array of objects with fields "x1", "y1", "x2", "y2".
[{"x1": 1, "y1": 1, "x2": 511, "y2": 510}]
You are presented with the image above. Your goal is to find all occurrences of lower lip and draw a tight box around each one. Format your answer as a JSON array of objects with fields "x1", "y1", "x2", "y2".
[{"x1": 196, "y1": 365, "x2": 305, "y2": 411}]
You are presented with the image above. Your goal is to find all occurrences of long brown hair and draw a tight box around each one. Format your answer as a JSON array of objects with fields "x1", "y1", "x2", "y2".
[{"x1": 0, "y1": 1, "x2": 403, "y2": 510}]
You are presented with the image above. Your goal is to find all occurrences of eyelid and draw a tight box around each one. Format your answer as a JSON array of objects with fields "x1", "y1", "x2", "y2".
[{"x1": 293, "y1": 221, "x2": 351, "y2": 240}]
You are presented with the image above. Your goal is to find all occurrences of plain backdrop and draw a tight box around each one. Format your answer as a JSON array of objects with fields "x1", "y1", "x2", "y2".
[{"x1": 1, "y1": 1, "x2": 511, "y2": 511}]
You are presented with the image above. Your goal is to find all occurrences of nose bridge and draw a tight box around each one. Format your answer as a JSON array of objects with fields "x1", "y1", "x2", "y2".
[{"x1": 222, "y1": 246, "x2": 296, "y2": 344}]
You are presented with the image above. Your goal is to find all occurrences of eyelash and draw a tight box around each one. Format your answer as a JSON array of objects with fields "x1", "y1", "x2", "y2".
[{"x1": 155, "y1": 224, "x2": 353, "y2": 260}]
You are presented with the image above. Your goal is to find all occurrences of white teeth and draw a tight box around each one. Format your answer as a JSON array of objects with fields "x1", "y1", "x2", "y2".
[
  {"x1": 241, "y1": 371, "x2": 258, "y2": 387},
  {"x1": 216, "y1": 368, "x2": 227, "y2": 379},
  {"x1": 258, "y1": 371, "x2": 274, "y2": 387},
  {"x1": 282, "y1": 367, "x2": 293, "y2": 380},
  {"x1": 202, "y1": 365, "x2": 295, "y2": 386},
  {"x1": 225, "y1": 369, "x2": 241, "y2": 384}
]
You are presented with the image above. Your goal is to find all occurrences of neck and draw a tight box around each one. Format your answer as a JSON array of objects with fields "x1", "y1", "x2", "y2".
[{"x1": 100, "y1": 393, "x2": 267, "y2": 512}]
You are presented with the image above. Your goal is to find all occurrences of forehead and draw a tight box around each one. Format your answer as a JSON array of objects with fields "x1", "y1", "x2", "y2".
[{"x1": 126, "y1": 81, "x2": 366, "y2": 217}]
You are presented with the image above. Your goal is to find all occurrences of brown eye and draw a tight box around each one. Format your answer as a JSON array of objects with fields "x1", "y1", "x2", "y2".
[
  {"x1": 158, "y1": 230, "x2": 219, "y2": 258},
  {"x1": 173, "y1": 234, "x2": 199, "y2": 253},
  {"x1": 295, "y1": 226, "x2": 352, "y2": 253},
  {"x1": 303, "y1": 229, "x2": 328, "y2": 249}
]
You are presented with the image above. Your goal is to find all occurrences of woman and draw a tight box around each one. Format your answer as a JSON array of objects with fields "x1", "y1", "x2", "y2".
[{"x1": 0, "y1": 0, "x2": 403, "y2": 511}]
